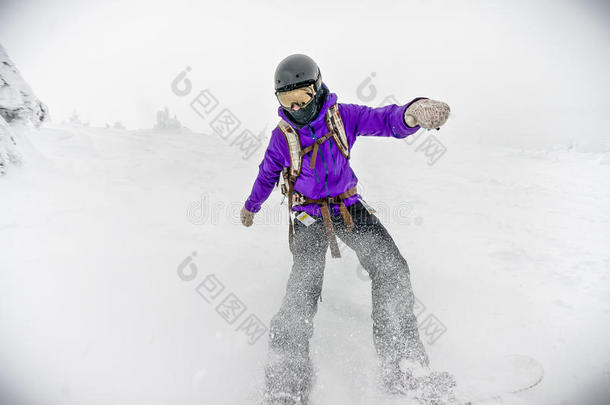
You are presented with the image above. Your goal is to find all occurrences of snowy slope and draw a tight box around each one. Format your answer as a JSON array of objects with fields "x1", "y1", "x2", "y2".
[{"x1": 0, "y1": 124, "x2": 609, "y2": 405}]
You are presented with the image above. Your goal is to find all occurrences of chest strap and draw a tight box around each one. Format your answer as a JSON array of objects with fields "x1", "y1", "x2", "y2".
[{"x1": 300, "y1": 131, "x2": 334, "y2": 169}]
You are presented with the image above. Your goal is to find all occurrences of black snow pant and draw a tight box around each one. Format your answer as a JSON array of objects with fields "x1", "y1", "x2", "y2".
[{"x1": 263, "y1": 202, "x2": 428, "y2": 404}]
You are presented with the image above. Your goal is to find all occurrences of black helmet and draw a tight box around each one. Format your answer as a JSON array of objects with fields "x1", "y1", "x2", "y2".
[
  {"x1": 274, "y1": 54, "x2": 321, "y2": 92},
  {"x1": 274, "y1": 54, "x2": 327, "y2": 126}
]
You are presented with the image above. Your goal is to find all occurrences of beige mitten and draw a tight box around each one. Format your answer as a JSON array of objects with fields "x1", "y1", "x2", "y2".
[
  {"x1": 404, "y1": 99, "x2": 450, "y2": 129},
  {"x1": 240, "y1": 206, "x2": 255, "y2": 227}
]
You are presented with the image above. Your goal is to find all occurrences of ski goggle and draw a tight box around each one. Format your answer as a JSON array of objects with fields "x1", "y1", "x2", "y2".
[{"x1": 276, "y1": 83, "x2": 317, "y2": 109}]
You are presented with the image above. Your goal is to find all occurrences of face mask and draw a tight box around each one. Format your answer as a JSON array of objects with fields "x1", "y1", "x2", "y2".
[{"x1": 284, "y1": 85, "x2": 328, "y2": 126}]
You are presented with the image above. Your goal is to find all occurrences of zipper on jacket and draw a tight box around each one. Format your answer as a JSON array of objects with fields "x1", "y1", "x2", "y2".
[
  {"x1": 309, "y1": 124, "x2": 330, "y2": 197},
  {"x1": 329, "y1": 140, "x2": 337, "y2": 175},
  {"x1": 302, "y1": 126, "x2": 320, "y2": 184}
]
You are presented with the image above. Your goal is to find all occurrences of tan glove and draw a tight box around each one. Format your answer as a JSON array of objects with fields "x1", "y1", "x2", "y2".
[
  {"x1": 404, "y1": 99, "x2": 450, "y2": 129},
  {"x1": 240, "y1": 206, "x2": 255, "y2": 227}
]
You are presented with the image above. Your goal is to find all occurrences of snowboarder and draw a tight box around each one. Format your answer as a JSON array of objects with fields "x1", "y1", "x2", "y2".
[{"x1": 240, "y1": 54, "x2": 452, "y2": 404}]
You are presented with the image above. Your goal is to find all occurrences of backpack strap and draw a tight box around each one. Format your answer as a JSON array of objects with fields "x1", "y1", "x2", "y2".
[
  {"x1": 277, "y1": 119, "x2": 303, "y2": 255},
  {"x1": 325, "y1": 104, "x2": 349, "y2": 159},
  {"x1": 277, "y1": 103, "x2": 348, "y2": 182},
  {"x1": 277, "y1": 119, "x2": 302, "y2": 182}
]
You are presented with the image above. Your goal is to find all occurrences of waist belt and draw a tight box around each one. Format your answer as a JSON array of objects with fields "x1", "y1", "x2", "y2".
[{"x1": 289, "y1": 187, "x2": 357, "y2": 258}]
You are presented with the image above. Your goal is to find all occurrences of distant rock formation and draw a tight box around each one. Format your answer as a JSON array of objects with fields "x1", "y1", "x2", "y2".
[{"x1": 154, "y1": 107, "x2": 182, "y2": 131}]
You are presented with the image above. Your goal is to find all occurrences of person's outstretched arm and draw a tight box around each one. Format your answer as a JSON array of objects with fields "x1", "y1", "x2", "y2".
[
  {"x1": 240, "y1": 129, "x2": 288, "y2": 227},
  {"x1": 338, "y1": 98, "x2": 450, "y2": 144}
]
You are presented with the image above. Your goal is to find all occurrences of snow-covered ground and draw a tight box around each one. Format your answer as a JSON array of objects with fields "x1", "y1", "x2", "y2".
[{"x1": 1, "y1": 124, "x2": 609, "y2": 404}]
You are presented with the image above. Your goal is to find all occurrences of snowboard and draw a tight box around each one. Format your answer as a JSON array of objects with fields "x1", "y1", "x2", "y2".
[{"x1": 453, "y1": 354, "x2": 544, "y2": 404}]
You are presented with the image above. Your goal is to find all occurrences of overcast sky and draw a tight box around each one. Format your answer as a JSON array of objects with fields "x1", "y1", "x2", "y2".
[{"x1": 1, "y1": 0, "x2": 609, "y2": 148}]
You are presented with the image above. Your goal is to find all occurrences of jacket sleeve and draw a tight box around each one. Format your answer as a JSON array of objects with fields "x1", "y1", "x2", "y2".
[
  {"x1": 244, "y1": 128, "x2": 289, "y2": 213},
  {"x1": 338, "y1": 98, "x2": 425, "y2": 146}
]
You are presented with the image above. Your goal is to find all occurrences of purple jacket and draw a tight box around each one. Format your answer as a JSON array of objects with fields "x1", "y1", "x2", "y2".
[{"x1": 245, "y1": 88, "x2": 422, "y2": 217}]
